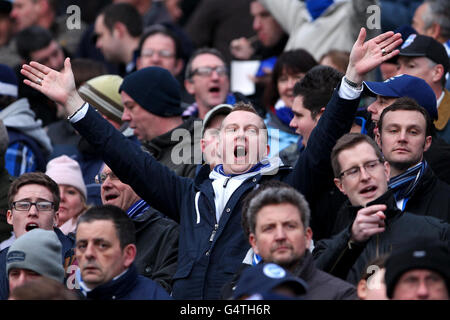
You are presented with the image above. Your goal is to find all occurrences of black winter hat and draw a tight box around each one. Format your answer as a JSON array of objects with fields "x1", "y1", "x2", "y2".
[
  {"x1": 385, "y1": 240, "x2": 450, "y2": 299},
  {"x1": 119, "y1": 66, "x2": 183, "y2": 117}
]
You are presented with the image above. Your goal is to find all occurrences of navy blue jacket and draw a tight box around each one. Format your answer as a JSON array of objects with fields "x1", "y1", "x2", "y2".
[
  {"x1": 83, "y1": 264, "x2": 171, "y2": 300},
  {"x1": 0, "y1": 228, "x2": 76, "y2": 299},
  {"x1": 72, "y1": 87, "x2": 360, "y2": 299}
]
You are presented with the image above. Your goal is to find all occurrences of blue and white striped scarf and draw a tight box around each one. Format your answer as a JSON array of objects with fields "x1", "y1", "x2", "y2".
[{"x1": 388, "y1": 161, "x2": 427, "y2": 209}]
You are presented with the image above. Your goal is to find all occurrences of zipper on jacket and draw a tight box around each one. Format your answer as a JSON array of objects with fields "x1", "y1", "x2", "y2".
[
  {"x1": 223, "y1": 177, "x2": 231, "y2": 188},
  {"x1": 209, "y1": 224, "x2": 219, "y2": 242}
]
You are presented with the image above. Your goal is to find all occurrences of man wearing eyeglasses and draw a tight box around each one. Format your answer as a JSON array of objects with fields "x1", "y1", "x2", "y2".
[
  {"x1": 0, "y1": 172, "x2": 76, "y2": 299},
  {"x1": 331, "y1": 97, "x2": 450, "y2": 235},
  {"x1": 183, "y1": 48, "x2": 249, "y2": 120},
  {"x1": 312, "y1": 133, "x2": 449, "y2": 285},
  {"x1": 97, "y1": 164, "x2": 178, "y2": 293},
  {"x1": 136, "y1": 25, "x2": 184, "y2": 78}
]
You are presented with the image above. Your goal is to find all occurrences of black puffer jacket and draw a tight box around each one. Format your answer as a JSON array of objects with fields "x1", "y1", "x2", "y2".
[
  {"x1": 313, "y1": 191, "x2": 450, "y2": 285},
  {"x1": 133, "y1": 207, "x2": 179, "y2": 293}
]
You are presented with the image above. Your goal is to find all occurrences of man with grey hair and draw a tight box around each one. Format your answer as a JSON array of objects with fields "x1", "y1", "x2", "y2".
[
  {"x1": 412, "y1": 0, "x2": 450, "y2": 55},
  {"x1": 223, "y1": 181, "x2": 357, "y2": 300}
]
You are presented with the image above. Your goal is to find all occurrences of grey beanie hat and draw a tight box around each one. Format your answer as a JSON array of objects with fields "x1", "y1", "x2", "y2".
[{"x1": 6, "y1": 229, "x2": 65, "y2": 283}]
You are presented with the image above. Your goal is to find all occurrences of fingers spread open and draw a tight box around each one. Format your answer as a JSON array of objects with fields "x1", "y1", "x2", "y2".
[
  {"x1": 21, "y1": 64, "x2": 46, "y2": 81},
  {"x1": 29, "y1": 61, "x2": 52, "y2": 75},
  {"x1": 373, "y1": 31, "x2": 395, "y2": 45}
]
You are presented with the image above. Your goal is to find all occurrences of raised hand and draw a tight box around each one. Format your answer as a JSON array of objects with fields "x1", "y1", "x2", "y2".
[
  {"x1": 20, "y1": 57, "x2": 85, "y2": 116},
  {"x1": 345, "y1": 28, "x2": 403, "y2": 85},
  {"x1": 351, "y1": 204, "x2": 386, "y2": 243}
]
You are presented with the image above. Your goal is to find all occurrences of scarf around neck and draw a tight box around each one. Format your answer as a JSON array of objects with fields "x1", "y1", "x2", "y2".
[{"x1": 388, "y1": 161, "x2": 427, "y2": 209}]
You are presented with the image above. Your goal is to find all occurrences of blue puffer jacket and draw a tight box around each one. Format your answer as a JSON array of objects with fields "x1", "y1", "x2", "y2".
[
  {"x1": 72, "y1": 86, "x2": 360, "y2": 299},
  {"x1": 80, "y1": 264, "x2": 171, "y2": 300},
  {"x1": 0, "y1": 228, "x2": 76, "y2": 300}
]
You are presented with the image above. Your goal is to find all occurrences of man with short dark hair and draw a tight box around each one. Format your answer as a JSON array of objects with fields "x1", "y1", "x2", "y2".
[
  {"x1": 183, "y1": 48, "x2": 248, "y2": 120},
  {"x1": 14, "y1": 25, "x2": 67, "y2": 125},
  {"x1": 94, "y1": 3, "x2": 143, "y2": 76},
  {"x1": 75, "y1": 205, "x2": 171, "y2": 300},
  {"x1": 395, "y1": 34, "x2": 450, "y2": 143},
  {"x1": 333, "y1": 97, "x2": 450, "y2": 232},
  {"x1": 313, "y1": 133, "x2": 449, "y2": 285},
  {"x1": 10, "y1": 0, "x2": 86, "y2": 55},
  {"x1": 136, "y1": 25, "x2": 184, "y2": 77},
  {"x1": 363, "y1": 73, "x2": 450, "y2": 185},
  {"x1": 0, "y1": 172, "x2": 76, "y2": 299}
]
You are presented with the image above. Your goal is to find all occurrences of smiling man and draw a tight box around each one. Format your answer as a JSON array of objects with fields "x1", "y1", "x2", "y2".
[
  {"x1": 313, "y1": 133, "x2": 450, "y2": 285},
  {"x1": 75, "y1": 205, "x2": 171, "y2": 300},
  {"x1": 0, "y1": 172, "x2": 76, "y2": 300}
]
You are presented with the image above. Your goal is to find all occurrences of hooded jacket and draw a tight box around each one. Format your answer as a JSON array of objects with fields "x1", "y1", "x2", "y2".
[
  {"x1": 313, "y1": 191, "x2": 450, "y2": 285},
  {"x1": 0, "y1": 98, "x2": 53, "y2": 174}
]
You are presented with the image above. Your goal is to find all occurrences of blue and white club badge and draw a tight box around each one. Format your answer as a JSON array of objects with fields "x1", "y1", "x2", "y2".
[
  {"x1": 263, "y1": 263, "x2": 286, "y2": 279},
  {"x1": 401, "y1": 34, "x2": 417, "y2": 49}
]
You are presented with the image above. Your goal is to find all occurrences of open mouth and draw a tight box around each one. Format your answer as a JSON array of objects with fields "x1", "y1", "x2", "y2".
[
  {"x1": 25, "y1": 223, "x2": 39, "y2": 232},
  {"x1": 234, "y1": 145, "x2": 247, "y2": 158},
  {"x1": 209, "y1": 86, "x2": 220, "y2": 94},
  {"x1": 360, "y1": 185, "x2": 377, "y2": 195},
  {"x1": 105, "y1": 194, "x2": 119, "y2": 202}
]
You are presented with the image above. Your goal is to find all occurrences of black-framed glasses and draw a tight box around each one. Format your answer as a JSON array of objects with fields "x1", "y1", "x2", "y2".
[
  {"x1": 95, "y1": 172, "x2": 119, "y2": 184},
  {"x1": 339, "y1": 159, "x2": 383, "y2": 180},
  {"x1": 12, "y1": 201, "x2": 54, "y2": 212},
  {"x1": 190, "y1": 66, "x2": 227, "y2": 78},
  {"x1": 140, "y1": 49, "x2": 175, "y2": 59}
]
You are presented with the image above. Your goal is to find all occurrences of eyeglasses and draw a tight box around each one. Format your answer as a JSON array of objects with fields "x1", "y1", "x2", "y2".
[
  {"x1": 140, "y1": 49, "x2": 175, "y2": 59},
  {"x1": 12, "y1": 201, "x2": 54, "y2": 212},
  {"x1": 95, "y1": 172, "x2": 119, "y2": 184},
  {"x1": 339, "y1": 159, "x2": 383, "y2": 180},
  {"x1": 190, "y1": 66, "x2": 227, "y2": 78}
]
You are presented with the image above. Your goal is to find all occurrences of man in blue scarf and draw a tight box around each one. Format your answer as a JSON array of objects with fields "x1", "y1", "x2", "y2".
[{"x1": 375, "y1": 97, "x2": 450, "y2": 222}]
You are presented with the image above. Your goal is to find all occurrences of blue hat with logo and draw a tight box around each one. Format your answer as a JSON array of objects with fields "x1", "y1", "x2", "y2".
[
  {"x1": 232, "y1": 263, "x2": 308, "y2": 299},
  {"x1": 363, "y1": 74, "x2": 438, "y2": 120}
]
